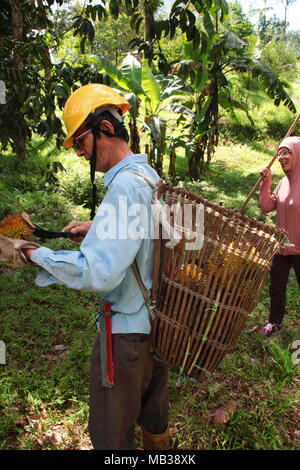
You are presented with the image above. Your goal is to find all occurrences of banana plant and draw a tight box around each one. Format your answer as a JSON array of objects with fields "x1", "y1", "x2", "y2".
[
  {"x1": 87, "y1": 53, "x2": 186, "y2": 174},
  {"x1": 166, "y1": 25, "x2": 296, "y2": 178}
]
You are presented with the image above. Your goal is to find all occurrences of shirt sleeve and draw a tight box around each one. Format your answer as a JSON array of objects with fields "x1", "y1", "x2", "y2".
[
  {"x1": 259, "y1": 180, "x2": 279, "y2": 213},
  {"x1": 31, "y1": 180, "x2": 146, "y2": 292}
]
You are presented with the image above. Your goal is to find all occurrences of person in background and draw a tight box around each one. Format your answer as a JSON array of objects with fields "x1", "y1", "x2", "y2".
[{"x1": 259, "y1": 136, "x2": 300, "y2": 336}]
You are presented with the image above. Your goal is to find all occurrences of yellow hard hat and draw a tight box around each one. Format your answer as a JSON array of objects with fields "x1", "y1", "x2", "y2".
[{"x1": 63, "y1": 83, "x2": 130, "y2": 149}]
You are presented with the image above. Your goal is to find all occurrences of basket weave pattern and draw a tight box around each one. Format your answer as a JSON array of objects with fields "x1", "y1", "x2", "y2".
[{"x1": 151, "y1": 184, "x2": 287, "y2": 381}]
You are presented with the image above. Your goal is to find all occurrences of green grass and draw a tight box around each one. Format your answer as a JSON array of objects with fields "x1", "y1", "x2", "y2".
[
  {"x1": 0, "y1": 135, "x2": 299, "y2": 449},
  {"x1": 0, "y1": 265, "x2": 97, "y2": 450},
  {"x1": 167, "y1": 140, "x2": 283, "y2": 222}
]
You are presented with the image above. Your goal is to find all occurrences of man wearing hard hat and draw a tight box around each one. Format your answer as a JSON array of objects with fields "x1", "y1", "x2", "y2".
[{"x1": 21, "y1": 84, "x2": 170, "y2": 450}]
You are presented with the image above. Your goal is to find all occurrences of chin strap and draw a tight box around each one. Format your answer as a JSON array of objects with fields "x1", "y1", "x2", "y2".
[
  {"x1": 89, "y1": 126, "x2": 125, "y2": 220},
  {"x1": 90, "y1": 132, "x2": 98, "y2": 220}
]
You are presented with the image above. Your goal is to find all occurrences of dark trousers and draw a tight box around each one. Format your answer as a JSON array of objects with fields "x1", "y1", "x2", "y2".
[
  {"x1": 88, "y1": 333, "x2": 169, "y2": 450},
  {"x1": 269, "y1": 254, "x2": 300, "y2": 324}
]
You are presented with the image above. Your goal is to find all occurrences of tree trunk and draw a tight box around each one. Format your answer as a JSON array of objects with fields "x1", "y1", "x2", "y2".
[
  {"x1": 145, "y1": 143, "x2": 155, "y2": 168},
  {"x1": 188, "y1": 48, "x2": 220, "y2": 180},
  {"x1": 283, "y1": 3, "x2": 288, "y2": 40},
  {"x1": 155, "y1": 150, "x2": 163, "y2": 176},
  {"x1": 12, "y1": 138, "x2": 27, "y2": 160},
  {"x1": 129, "y1": 117, "x2": 141, "y2": 154},
  {"x1": 145, "y1": 143, "x2": 151, "y2": 165},
  {"x1": 188, "y1": 144, "x2": 202, "y2": 180},
  {"x1": 143, "y1": 1, "x2": 153, "y2": 42},
  {"x1": 11, "y1": 0, "x2": 23, "y2": 69},
  {"x1": 168, "y1": 147, "x2": 176, "y2": 179},
  {"x1": 36, "y1": 0, "x2": 52, "y2": 81},
  {"x1": 11, "y1": 0, "x2": 26, "y2": 159}
]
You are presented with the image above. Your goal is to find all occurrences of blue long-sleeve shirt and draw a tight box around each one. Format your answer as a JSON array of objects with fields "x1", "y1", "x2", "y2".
[{"x1": 31, "y1": 154, "x2": 160, "y2": 334}]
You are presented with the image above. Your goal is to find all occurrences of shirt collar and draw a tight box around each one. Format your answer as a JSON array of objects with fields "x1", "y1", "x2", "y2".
[{"x1": 104, "y1": 154, "x2": 148, "y2": 187}]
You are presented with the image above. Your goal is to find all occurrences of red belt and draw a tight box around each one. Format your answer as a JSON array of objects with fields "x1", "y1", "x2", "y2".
[{"x1": 99, "y1": 301, "x2": 114, "y2": 388}]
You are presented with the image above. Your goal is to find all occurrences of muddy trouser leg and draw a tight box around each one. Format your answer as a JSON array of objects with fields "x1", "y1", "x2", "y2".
[
  {"x1": 269, "y1": 254, "x2": 291, "y2": 324},
  {"x1": 88, "y1": 333, "x2": 169, "y2": 450}
]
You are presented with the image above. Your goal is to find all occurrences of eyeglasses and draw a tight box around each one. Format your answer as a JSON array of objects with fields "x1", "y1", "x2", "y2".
[
  {"x1": 73, "y1": 129, "x2": 91, "y2": 150},
  {"x1": 277, "y1": 149, "x2": 291, "y2": 158}
]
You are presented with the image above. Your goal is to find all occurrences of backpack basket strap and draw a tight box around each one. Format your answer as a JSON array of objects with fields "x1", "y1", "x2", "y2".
[
  {"x1": 127, "y1": 169, "x2": 158, "y2": 316},
  {"x1": 128, "y1": 169, "x2": 158, "y2": 190},
  {"x1": 131, "y1": 259, "x2": 152, "y2": 306}
]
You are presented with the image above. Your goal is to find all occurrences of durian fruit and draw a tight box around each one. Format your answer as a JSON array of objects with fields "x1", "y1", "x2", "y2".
[
  {"x1": 0, "y1": 213, "x2": 34, "y2": 240},
  {"x1": 204, "y1": 242, "x2": 260, "y2": 280},
  {"x1": 221, "y1": 242, "x2": 245, "y2": 276},
  {"x1": 180, "y1": 263, "x2": 203, "y2": 284},
  {"x1": 223, "y1": 243, "x2": 260, "y2": 274},
  {"x1": 0, "y1": 212, "x2": 81, "y2": 240}
]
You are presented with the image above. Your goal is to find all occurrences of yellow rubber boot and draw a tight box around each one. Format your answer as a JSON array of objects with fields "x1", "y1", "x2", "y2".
[{"x1": 141, "y1": 426, "x2": 170, "y2": 450}]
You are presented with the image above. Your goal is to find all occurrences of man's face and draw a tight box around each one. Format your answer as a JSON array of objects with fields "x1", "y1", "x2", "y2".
[
  {"x1": 72, "y1": 121, "x2": 114, "y2": 173},
  {"x1": 73, "y1": 125, "x2": 93, "y2": 161}
]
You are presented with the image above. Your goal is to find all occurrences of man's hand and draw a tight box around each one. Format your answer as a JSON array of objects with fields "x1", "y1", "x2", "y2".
[
  {"x1": 23, "y1": 248, "x2": 35, "y2": 261},
  {"x1": 0, "y1": 235, "x2": 40, "y2": 267},
  {"x1": 62, "y1": 220, "x2": 92, "y2": 243}
]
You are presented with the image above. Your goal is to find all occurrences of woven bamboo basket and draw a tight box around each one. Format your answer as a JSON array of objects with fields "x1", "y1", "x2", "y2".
[{"x1": 150, "y1": 183, "x2": 287, "y2": 382}]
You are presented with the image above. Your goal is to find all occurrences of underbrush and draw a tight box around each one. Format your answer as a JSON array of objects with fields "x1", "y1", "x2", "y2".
[
  {"x1": 0, "y1": 139, "x2": 105, "y2": 226},
  {"x1": 219, "y1": 68, "x2": 300, "y2": 143}
]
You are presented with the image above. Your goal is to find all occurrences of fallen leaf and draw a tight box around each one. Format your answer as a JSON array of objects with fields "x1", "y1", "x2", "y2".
[
  {"x1": 209, "y1": 400, "x2": 237, "y2": 425},
  {"x1": 54, "y1": 344, "x2": 68, "y2": 352},
  {"x1": 44, "y1": 430, "x2": 64, "y2": 445},
  {"x1": 35, "y1": 438, "x2": 44, "y2": 447},
  {"x1": 42, "y1": 354, "x2": 60, "y2": 361},
  {"x1": 15, "y1": 415, "x2": 27, "y2": 427},
  {"x1": 247, "y1": 325, "x2": 258, "y2": 333}
]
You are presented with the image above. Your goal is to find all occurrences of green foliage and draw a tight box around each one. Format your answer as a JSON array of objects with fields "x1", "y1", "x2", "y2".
[
  {"x1": 258, "y1": 13, "x2": 286, "y2": 46},
  {"x1": 0, "y1": 142, "x2": 74, "y2": 226},
  {"x1": 267, "y1": 342, "x2": 300, "y2": 389},
  {"x1": 87, "y1": 55, "x2": 145, "y2": 98},
  {"x1": 58, "y1": 173, "x2": 107, "y2": 209},
  {"x1": 88, "y1": 53, "x2": 187, "y2": 174},
  {"x1": 56, "y1": 9, "x2": 136, "y2": 67},
  {"x1": 129, "y1": 1, "x2": 295, "y2": 177},
  {"x1": 0, "y1": 0, "x2": 114, "y2": 159},
  {"x1": 0, "y1": 140, "x2": 106, "y2": 219},
  {"x1": 0, "y1": 140, "x2": 63, "y2": 188},
  {"x1": 260, "y1": 40, "x2": 298, "y2": 80},
  {"x1": 223, "y1": 1, "x2": 255, "y2": 42},
  {"x1": 218, "y1": 81, "x2": 298, "y2": 144},
  {"x1": 1, "y1": 0, "x2": 297, "y2": 179}
]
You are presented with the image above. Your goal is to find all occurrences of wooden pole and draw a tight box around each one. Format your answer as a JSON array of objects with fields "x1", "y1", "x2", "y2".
[{"x1": 239, "y1": 113, "x2": 300, "y2": 215}]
